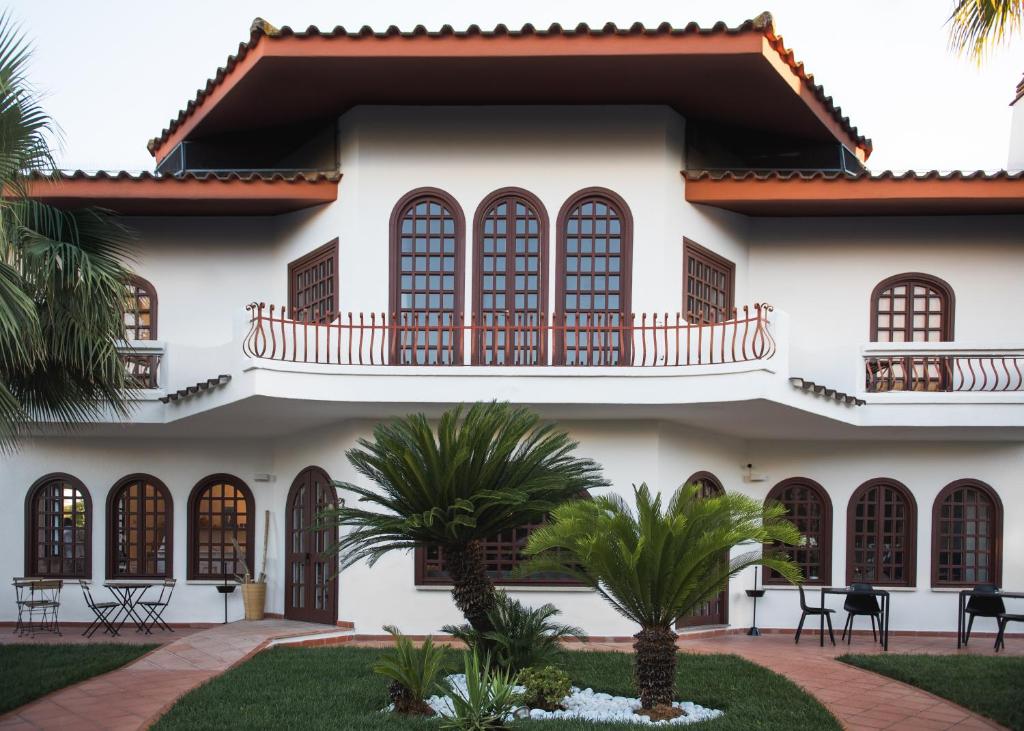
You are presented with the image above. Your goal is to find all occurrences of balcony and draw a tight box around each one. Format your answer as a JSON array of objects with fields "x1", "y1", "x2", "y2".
[
  {"x1": 242, "y1": 303, "x2": 777, "y2": 368},
  {"x1": 117, "y1": 340, "x2": 164, "y2": 389},
  {"x1": 863, "y1": 344, "x2": 1024, "y2": 393}
]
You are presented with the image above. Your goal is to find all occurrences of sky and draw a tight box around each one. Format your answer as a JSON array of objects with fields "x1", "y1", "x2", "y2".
[{"x1": 9, "y1": 0, "x2": 1023, "y2": 173}]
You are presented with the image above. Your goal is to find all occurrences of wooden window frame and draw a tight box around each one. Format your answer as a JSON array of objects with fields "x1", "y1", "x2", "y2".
[
  {"x1": 931, "y1": 479, "x2": 1003, "y2": 588},
  {"x1": 846, "y1": 478, "x2": 918, "y2": 587},
  {"x1": 677, "y1": 471, "x2": 728, "y2": 627},
  {"x1": 471, "y1": 187, "x2": 549, "y2": 365},
  {"x1": 287, "y1": 239, "x2": 340, "y2": 325},
  {"x1": 682, "y1": 239, "x2": 735, "y2": 323},
  {"x1": 24, "y1": 473, "x2": 93, "y2": 579},
  {"x1": 106, "y1": 474, "x2": 174, "y2": 580},
  {"x1": 554, "y1": 187, "x2": 633, "y2": 366},
  {"x1": 186, "y1": 474, "x2": 256, "y2": 581},
  {"x1": 763, "y1": 477, "x2": 832, "y2": 586},
  {"x1": 870, "y1": 272, "x2": 955, "y2": 342},
  {"x1": 388, "y1": 187, "x2": 466, "y2": 364},
  {"x1": 124, "y1": 275, "x2": 158, "y2": 340}
]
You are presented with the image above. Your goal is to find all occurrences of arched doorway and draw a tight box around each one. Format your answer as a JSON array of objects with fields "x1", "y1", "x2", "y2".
[
  {"x1": 284, "y1": 467, "x2": 338, "y2": 625},
  {"x1": 676, "y1": 472, "x2": 729, "y2": 628}
]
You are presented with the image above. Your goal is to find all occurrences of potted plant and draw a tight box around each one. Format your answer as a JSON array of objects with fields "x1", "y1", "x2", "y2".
[{"x1": 234, "y1": 510, "x2": 270, "y2": 620}]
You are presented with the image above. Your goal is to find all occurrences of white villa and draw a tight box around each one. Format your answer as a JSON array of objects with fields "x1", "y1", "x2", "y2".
[{"x1": 5, "y1": 15, "x2": 1024, "y2": 639}]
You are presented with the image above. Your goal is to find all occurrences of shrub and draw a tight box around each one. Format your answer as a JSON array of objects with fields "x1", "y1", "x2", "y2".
[
  {"x1": 518, "y1": 665, "x2": 571, "y2": 711},
  {"x1": 439, "y1": 651, "x2": 520, "y2": 731},
  {"x1": 442, "y1": 591, "x2": 586, "y2": 673},
  {"x1": 372, "y1": 626, "x2": 449, "y2": 715}
]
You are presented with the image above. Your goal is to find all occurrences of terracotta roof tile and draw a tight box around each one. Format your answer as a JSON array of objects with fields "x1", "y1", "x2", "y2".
[
  {"x1": 32, "y1": 170, "x2": 340, "y2": 183},
  {"x1": 685, "y1": 169, "x2": 1024, "y2": 181},
  {"x1": 146, "y1": 14, "x2": 871, "y2": 157}
]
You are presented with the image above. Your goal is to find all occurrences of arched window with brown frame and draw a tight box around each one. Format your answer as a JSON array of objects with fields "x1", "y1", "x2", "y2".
[
  {"x1": 763, "y1": 477, "x2": 832, "y2": 586},
  {"x1": 123, "y1": 275, "x2": 159, "y2": 387},
  {"x1": 555, "y1": 188, "x2": 632, "y2": 365},
  {"x1": 187, "y1": 474, "x2": 255, "y2": 580},
  {"x1": 847, "y1": 478, "x2": 917, "y2": 587},
  {"x1": 106, "y1": 474, "x2": 173, "y2": 579},
  {"x1": 472, "y1": 188, "x2": 548, "y2": 365},
  {"x1": 677, "y1": 471, "x2": 728, "y2": 627},
  {"x1": 932, "y1": 479, "x2": 1002, "y2": 587},
  {"x1": 24, "y1": 473, "x2": 92, "y2": 579},
  {"x1": 868, "y1": 273, "x2": 955, "y2": 392},
  {"x1": 389, "y1": 188, "x2": 465, "y2": 365}
]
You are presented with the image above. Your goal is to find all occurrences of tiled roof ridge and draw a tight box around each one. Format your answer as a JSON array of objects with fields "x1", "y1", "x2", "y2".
[
  {"x1": 685, "y1": 169, "x2": 1024, "y2": 181},
  {"x1": 28, "y1": 170, "x2": 341, "y2": 183},
  {"x1": 146, "y1": 13, "x2": 871, "y2": 157}
]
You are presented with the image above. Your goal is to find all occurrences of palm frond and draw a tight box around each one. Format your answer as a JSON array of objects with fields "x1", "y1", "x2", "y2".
[{"x1": 947, "y1": 0, "x2": 1024, "y2": 61}]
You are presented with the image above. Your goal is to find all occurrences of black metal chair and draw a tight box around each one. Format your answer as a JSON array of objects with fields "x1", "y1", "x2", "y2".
[
  {"x1": 994, "y1": 611, "x2": 1023, "y2": 652},
  {"x1": 842, "y1": 582, "x2": 881, "y2": 644},
  {"x1": 17, "y1": 579, "x2": 62, "y2": 636},
  {"x1": 138, "y1": 578, "x2": 176, "y2": 633},
  {"x1": 795, "y1": 584, "x2": 835, "y2": 645},
  {"x1": 963, "y1": 584, "x2": 1004, "y2": 645},
  {"x1": 79, "y1": 580, "x2": 120, "y2": 638}
]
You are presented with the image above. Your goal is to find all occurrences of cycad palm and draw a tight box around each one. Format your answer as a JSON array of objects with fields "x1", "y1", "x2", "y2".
[
  {"x1": 0, "y1": 13, "x2": 135, "y2": 449},
  {"x1": 322, "y1": 401, "x2": 608, "y2": 631},
  {"x1": 519, "y1": 482, "x2": 802, "y2": 709},
  {"x1": 948, "y1": 0, "x2": 1023, "y2": 61}
]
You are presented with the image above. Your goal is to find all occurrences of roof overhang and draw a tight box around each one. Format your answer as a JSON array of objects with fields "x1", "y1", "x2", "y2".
[
  {"x1": 685, "y1": 171, "x2": 1024, "y2": 216},
  {"x1": 148, "y1": 16, "x2": 871, "y2": 165},
  {"x1": 22, "y1": 172, "x2": 339, "y2": 216}
]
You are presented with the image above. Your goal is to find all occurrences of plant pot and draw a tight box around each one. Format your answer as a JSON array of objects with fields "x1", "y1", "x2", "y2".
[{"x1": 240, "y1": 583, "x2": 266, "y2": 620}]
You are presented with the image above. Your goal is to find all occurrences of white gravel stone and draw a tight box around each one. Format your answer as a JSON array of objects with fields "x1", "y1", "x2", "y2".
[{"x1": 416, "y1": 674, "x2": 724, "y2": 725}]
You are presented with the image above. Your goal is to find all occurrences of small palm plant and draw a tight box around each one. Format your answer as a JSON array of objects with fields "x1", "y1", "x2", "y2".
[
  {"x1": 439, "y1": 651, "x2": 520, "y2": 731},
  {"x1": 519, "y1": 482, "x2": 802, "y2": 710},
  {"x1": 320, "y1": 402, "x2": 607, "y2": 632},
  {"x1": 442, "y1": 590, "x2": 586, "y2": 673},
  {"x1": 373, "y1": 626, "x2": 450, "y2": 716}
]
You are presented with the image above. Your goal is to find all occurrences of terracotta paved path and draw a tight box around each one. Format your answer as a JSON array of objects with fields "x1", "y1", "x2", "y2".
[{"x1": 0, "y1": 620, "x2": 336, "y2": 730}]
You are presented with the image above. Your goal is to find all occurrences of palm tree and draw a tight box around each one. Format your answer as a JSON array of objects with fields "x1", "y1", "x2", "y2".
[
  {"x1": 519, "y1": 482, "x2": 802, "y2": 710},
  {"x1": 322, "y1": 401, "x2": 608, "y2": 632},
  {"x1": 948, "y1": 0, "x2": 1023, "y2": 61},
  {"x1": 0, "y1": 13, "x2": 135, "y2": 450}
]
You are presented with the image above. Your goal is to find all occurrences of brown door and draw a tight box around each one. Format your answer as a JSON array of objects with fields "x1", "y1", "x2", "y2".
[
  {"x1": 677, "y1": 473, "x2": 729, "y2": 628},
  {"x1": 284, "y1": 467, "x2": 338, "y2": 625}
]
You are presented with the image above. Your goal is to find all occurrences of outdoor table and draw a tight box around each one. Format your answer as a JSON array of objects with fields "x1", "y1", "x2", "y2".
[
  {"x1": 819, "y1": 586, "x2": 891, "y2": 651},
  {"x1": 957, "y1": 588, "x2": 1024, "y2": 648},
  {"x1": 104, "y1": 581, "x2": 157, "y2": 634}
]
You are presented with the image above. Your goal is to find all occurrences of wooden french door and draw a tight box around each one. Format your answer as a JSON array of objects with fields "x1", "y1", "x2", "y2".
[
  {"x1": 677, "y1": 473, "x2": 729, "y2": 628},
  {"x1": 284, "y1": 467, "x2": 338, "y2": 625}
]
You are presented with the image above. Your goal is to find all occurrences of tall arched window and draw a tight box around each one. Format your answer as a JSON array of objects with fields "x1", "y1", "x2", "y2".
[
  {"x1": 389, "y1": 188, "x2": 465, "y2": 365},
  {"x1": 472, "y1": 188, "x2": 548, "y2": 365},
  {"x1": 24, "y1": 473, "x2": 92, "y2": 578},
  {"x1": 555, "y1": 188, "x2": 632, "y2": 365},
  {"x1": 123, "y1": 275, "x2": 159, "y2": 387},
  {"x1": 868, "y1": 273, "x2": 954, "y2": 391},
  {"x1": 187, "y1": 474, "x2": 255, "y2": 580},
  {"x1": 764, "y1": 478, "x2": 832, "y2": 585},
  {"x1": 678, "y1": 472, "x2": 728, "y2": 627},
  {"x1": 107, "y1": 475, "x2": 173, "y2": 579},
  {"x1": 932, "y1": 479, "x2": 1002, "y2": 587},
  {"x1": 847, "y1": 478, "x2": 917, "y2": 586}
]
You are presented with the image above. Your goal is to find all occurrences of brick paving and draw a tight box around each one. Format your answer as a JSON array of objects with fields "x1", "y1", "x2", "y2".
[{"x1": 0, "y1": 620, "x2": 337, "y2": 730}]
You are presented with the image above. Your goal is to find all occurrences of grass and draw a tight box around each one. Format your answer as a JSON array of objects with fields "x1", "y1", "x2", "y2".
[
  {"x1": 0, "y1": 643, "x2": 157, "y2": 714},
  {"x1": 840, "y1": 654, "x2": 1024, "y2": 731},
  {"x1": 153, "y1": 645, "x2": 839, "y2": 730}
]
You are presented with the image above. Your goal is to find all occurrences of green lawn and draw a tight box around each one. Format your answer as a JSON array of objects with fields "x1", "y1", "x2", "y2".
[
  {"x1": 153, "y1": 646, "x2": 839, "y2": 730},
  {"x1": 0, "y1": 643, "x2": 157, "y2": 714},
  {"x1": 840, "y1": 654, "x2": 1024, "y2": 731}
]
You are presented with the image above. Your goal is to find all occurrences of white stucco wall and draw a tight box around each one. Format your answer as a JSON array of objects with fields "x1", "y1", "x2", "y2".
[{"x1": 1010, "y1": 93, "x2": 1024, "y2": 170}]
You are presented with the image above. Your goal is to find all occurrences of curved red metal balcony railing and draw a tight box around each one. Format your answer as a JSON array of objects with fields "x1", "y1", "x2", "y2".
[
  {"x1": 242, "y1": 303, "x2": 776, "y2": 367},
  {"x1": 864, "y1": 352, "x2": 1024, "y2": 392}
]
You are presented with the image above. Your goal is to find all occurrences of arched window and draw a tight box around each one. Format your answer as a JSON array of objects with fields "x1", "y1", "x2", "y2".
[
  {"x1": 764, "y1": 478, "x2": 832, "y2": 585},
  {"x1": 389, "y1": 188, "x2": 465, "y2": 365},
  {"x1": 847, "y1": 478, "x2": 917, "y2": 586},
  {"x1": 678, "y1": 472, "x2": 728, "y2": 627},
  {"x1": 555, "y1": 188, "x2": 632, "y2": 365},
  {"x1": 123, "y1": 275, "x2": 159, "y2": 387},
  {"x1": 187, "y1": 474, "x2": 255, "y2": 580},
  {"x1": 24, "y1": 474, "x2": 92, "y2": 578},
  {"x1": 868, "y1": 273, "x2": 954, "y2": 391},
  {"x1": 107, "y1": 475, "x2": 173, "y2": 579},
  {"x1": 932, "y1": 479, "x2": 1002, "y2": 587},
  {"x1": 472, "y1": 188, "x2": 548, "y2": 365}
]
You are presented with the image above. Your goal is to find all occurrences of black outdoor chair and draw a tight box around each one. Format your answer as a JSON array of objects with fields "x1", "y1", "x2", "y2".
[
  {"x1": 16, "y1": 579, "x2": 62, "y2": 636},
  {"x1": 138, "y1": 578, "x2": 176, "y2": 633},
  {"x1": 963, "y1": 584, "x2": 1004, "y2": 645},
  {"x1": 994, "y1": 611, "x2": 1023, "y2": 652},
  {"x1": 795, "y1": 584, "x2": 835, "y2": 645},
  {"x1": 841, "y1": 582, "x2": 881, "y2": 644},
  {"x1": 79, "y1": 580, "x2": 119, "y2": 638}
]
